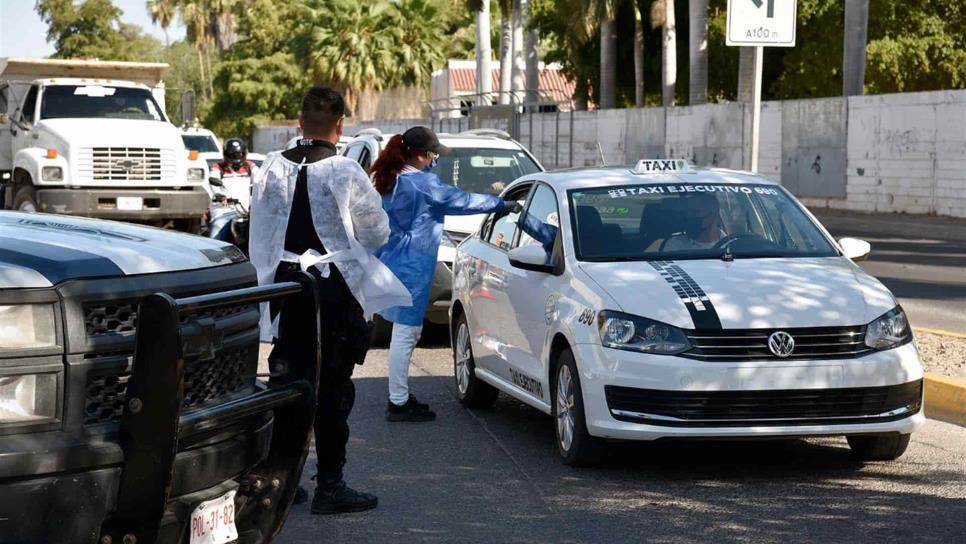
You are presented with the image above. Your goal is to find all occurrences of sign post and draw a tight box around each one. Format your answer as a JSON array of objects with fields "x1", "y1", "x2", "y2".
[{"x1": 727, "y1": 0, "x2": 797, "y2": 173}]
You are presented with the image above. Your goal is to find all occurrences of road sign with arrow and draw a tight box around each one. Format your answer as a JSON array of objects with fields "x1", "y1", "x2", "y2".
[{"x1": 726, "y1": 0, "x2": 797, "y2": 47}]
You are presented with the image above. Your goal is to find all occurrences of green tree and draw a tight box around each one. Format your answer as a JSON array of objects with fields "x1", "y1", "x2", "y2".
[
  {"x1": 38, "y1": 0, "x2": 123, "y2": 59},
  {"x1": 203, "y1": 0, "x2": 312, "y2": 137}
]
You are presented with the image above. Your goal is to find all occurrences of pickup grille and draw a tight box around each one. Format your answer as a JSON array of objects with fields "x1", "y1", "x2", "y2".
[
  {"x1": 76, "y1": 147, "x2": 176, "y2": 181},
  {"x1": 83, "y1": 344, "x2": 256, "y2": 425},
  {"x1": 84, "y1": 300, "x2": 254, "y2": 338},
  {"x1": 683, "y1": 326, "x2": 872, "y2": 361},
  {"x1": 605, "y1": 380, "x2": 923, "y2": 427}
]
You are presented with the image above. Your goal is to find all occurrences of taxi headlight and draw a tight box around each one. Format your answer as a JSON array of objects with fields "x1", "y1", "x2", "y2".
[
  {"x1": 188, "y1": 167, "x2": 206, "y2": 182},
  {"x1": 598, "y1": 310, "x2": 691, "y2": 355},
  {"x1": 0, "y1": 304, "x2": 57, "y2": 349},
  {"x1": 0, "y1": 374, "x2": 58, "y2": 423},
  {"x1": 864, "y1": 307, "x2": 911, "y2": 350},
  {"x1": 42, "y1": 166, "x2": 63, "y2": 181}
]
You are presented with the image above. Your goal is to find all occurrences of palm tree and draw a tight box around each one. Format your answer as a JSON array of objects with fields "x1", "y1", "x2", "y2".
[
  {"x1": 843, "y1": 0, "x2": 869, "y2": 96},
  {"x1": 633, "y1": 1, "x2": 646, "y2": 107},
  {"x1": 688, "y1": 0, "x2": 708, "y2": 105},
  {"x1": 652, "y1": 0, "x2": 677, "y2": 106},
  {"x1": 497, "y1": 0, "x2": 513, "y2": 104},
  {"x1": 390, "y1": 0, "x2": 449, "y2": 87},
  {"x1": 523, "y1": 0, "x2": 540, "y2": 108},
  {"x1": 467, "y1": 0, "x2": 493, "y2": 106},
  {"x1": 599, "y1": 6, "x2": 617, "y2": 109},
  {"x1": 511, "y1": 0, "x2": 526, "y2": 105},
  {"x1": 146, "y1": 0, "x2": 174, "y2": 46}
]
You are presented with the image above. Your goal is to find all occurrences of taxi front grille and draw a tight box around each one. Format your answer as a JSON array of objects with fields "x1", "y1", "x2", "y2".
[
  {"x1": 683, "y1": 325, "x2": 873, "y2": 361},
  {"x1": 83, "y1": 345, "x2": 257, "y2": 425},
  {"x1": 605, "y1": 381, "x2": 923, "y2": 427},
  {"x1": 79, "y1": 147, "x2": 169, "y2": 181}
]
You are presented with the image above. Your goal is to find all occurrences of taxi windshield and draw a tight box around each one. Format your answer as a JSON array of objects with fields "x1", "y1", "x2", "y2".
[
  {"x1": 569, "y1": 183, "x2": 838, "y2": 261},
  {"x1": 434, "y1": 148, "x2": 541, "y2": 195}
]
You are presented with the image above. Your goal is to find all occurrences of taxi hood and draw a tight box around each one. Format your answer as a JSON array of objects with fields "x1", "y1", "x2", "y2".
[
  {"x1": 0, "y1": 212, "x2": 247, "y2": 288},
  {"x1": 580, "y1": 257, "x2": 897, "y2": 330}
]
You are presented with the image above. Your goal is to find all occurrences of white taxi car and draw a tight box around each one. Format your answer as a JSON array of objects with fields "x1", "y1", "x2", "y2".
[{"x1": 450, "y1": 159, "x2": 924, "y2": 466}]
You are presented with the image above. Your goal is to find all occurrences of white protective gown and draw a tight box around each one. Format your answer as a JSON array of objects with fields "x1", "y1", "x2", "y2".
[{"x1": 250, "y1": 152, "x2": 412, "y2": 341}]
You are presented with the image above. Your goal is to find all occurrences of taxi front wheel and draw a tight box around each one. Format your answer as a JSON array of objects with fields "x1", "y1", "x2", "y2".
[
  {"x1": 553, "y1": 349, "x2": 604, "y2": 467},
  {"x1": 452, "y1": 313, "x2": 499, "y2": 408},
  {"x1": 847, "y1": 433, "x2": 911, "y2": 461}
]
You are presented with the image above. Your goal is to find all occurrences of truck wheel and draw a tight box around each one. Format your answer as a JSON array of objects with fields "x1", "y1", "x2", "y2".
[
  {"x1": 369, "y1": 315, "x2": 393, "y2": 347},
  {"x1": 847, "y1": 433, "x2": 911, "y2": 461},
  {"x1": 553, "y1": 349, "x2": 604, "y2": 467},
  {"x1": 13, "y1": 186, "x2": 38, "y2": 212},
  {"x1": 452, "y1": 312, "x2": 498, "y2": 408}
]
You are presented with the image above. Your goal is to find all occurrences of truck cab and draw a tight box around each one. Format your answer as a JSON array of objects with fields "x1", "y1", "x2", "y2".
[{"x1": 0, "y1": 58, "x2": 210, "y2": 232}]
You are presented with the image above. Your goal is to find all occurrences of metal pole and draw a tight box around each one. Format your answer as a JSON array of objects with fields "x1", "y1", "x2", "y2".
[
  {"x1": 554, "y1": 110, "x2": 560, "y2": 169},
  {"x1": 569, "y1": 109, "x2": 574, "y2": 168},
  {"x1": 750, "y1": 46, "x2": 763, "y2": 173}
]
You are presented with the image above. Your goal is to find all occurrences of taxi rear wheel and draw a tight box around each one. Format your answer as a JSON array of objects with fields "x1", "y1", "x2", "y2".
[
  {"x1": 553, "y1": 349, "x2": 604, "y2": 467},
  {"x1": 846, "y1": 433, "x2": 911, "y2": 461},
  {"x1": 452, "y1": 313, "x2": 498, "y2": 408}
]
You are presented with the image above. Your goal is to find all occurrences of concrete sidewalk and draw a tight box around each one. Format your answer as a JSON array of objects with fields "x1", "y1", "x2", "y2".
[{"x1": 812, "y1": 208, "x2": 966, "y2": 334}]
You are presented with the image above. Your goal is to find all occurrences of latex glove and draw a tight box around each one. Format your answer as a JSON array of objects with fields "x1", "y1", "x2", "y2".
[{"x1": 503, "y1": 199, "x2": 524, "y2": 214}]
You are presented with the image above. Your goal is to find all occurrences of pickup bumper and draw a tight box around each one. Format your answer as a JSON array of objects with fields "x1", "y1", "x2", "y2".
[
  {"x1": 35, "y1": 187, "x2": 209, "y2": 220},
  {"x1": 0, "y1": 383, "x2": 310, "y2": 544}
]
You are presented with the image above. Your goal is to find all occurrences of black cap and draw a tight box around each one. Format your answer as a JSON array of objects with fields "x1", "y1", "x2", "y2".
[{"x1": 402, "y1": 126, "x2": 451, "y2": 155}]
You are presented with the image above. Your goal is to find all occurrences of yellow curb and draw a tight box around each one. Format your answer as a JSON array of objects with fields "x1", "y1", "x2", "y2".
[
  {"x1": 924, "y1": 373, "x2": 966, "y2": 427},
  {"x1": 914, "y1": 327, "x2": 966, "y2": 340}
]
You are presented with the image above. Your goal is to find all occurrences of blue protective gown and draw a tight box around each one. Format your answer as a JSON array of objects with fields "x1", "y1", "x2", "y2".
[{"x1": 376, "y1": 169, "x2": 506, "y2": 326}]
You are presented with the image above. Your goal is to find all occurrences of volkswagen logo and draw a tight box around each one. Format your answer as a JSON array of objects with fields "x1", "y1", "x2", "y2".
[{"x1": 767, "y1": 331, "x2": 795, "y2": 358}]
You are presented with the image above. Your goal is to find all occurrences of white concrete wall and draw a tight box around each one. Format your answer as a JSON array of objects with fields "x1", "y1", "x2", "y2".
[{"x1": 257, "y1": 90, "x2": 966, "y2": 218}]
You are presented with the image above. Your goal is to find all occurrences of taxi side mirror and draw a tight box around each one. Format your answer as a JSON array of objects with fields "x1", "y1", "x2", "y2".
[
  {"x1": 508, "y1": 244, "x2": 554, "y2": 274},
  {"x1": 839, "y1": 237, "x2": 871, "y2": 262}
]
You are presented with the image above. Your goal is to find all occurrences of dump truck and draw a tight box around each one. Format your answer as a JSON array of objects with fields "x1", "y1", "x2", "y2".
[{"x1": 0, "y1": 58, "x2": 210, "y2": 232}]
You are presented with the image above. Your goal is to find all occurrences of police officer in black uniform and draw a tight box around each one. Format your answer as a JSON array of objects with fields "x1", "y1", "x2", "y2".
[{"x1": 254, "y1": 87, "x2": 383, "y2": 514}]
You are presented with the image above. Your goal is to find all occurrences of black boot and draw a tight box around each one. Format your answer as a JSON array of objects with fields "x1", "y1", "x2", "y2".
[
  {"x1": 386, "y1": 395, "x2": 436, "y2": 422},
  {"x1": 311, "y1": 479, "x2": 378, "y2": 515}
]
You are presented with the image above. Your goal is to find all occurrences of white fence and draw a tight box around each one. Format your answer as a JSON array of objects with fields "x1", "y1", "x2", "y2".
[{"x1": 253, "y1": 90, "x2": 966, "y2": 218}]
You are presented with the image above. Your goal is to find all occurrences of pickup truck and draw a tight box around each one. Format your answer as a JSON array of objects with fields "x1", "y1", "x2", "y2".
[
  {"x1": 0, "y1": 58, "x2": 211, "y2": 232},
  {"x1": 0, "y1": 211, "x2": 318, "y2": 543}
]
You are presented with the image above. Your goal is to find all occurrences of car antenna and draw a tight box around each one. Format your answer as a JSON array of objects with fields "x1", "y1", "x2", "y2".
[{"x1": 597, "y1": 142, "x2": 607, "y2": 166}]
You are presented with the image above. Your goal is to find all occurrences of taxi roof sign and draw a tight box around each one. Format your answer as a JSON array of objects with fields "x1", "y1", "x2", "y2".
[{"x1": 632, "y1": 159, "x2": 695, "y2": 175}]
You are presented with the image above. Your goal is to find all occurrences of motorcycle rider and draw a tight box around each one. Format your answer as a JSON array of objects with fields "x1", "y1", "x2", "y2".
[{"x1": 208, "y1": 138, "x2": 255, "y2": 241}]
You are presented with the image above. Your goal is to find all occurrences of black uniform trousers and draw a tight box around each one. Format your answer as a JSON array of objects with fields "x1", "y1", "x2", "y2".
[{"x1": 269, "y1": 262, "x2": 370, "y2": 483}]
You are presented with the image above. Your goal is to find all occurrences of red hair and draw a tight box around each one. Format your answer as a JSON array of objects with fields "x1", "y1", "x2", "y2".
[{"x1": 370, "y1": 134, "x2": 420, "y2": 195}]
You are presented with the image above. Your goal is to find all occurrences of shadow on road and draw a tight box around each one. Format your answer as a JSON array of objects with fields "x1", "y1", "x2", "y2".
[{"x1": 279, "y1": 373, "x2": 966, "y2": 544}]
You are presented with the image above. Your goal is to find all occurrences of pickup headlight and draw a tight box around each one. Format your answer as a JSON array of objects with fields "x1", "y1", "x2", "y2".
[
  {"x1": 42, "y1": 166, "x2": 63, "y2": 181},
  {"x1": 0, "y1": 305, "x2": 57, "y2": 349},
  {"x1": 598, "y1": 310, "x2": 691, "y2": 354},
  {"x1": 0, "y1": 374, "x2": 58, "y2": 423},
  {"x1": 864, "y1": 307, "x2": 912, "y2": 350},
  {"x1": 188, "y1": 167, "x2": 206, "y2": 182}
]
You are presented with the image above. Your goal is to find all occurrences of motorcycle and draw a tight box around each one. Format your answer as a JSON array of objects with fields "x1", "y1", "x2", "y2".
[{"x1": 206, "y1": 176, "x2": 251, "y2": 255}]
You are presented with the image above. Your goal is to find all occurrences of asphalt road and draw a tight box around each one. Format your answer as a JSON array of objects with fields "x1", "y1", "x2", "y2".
[
  {"x1": 271, "y1": 341, "x2": 966, "y2": 544},
  {"x1": 813, "y1": 210, "x2": 966, "y2": 335}
]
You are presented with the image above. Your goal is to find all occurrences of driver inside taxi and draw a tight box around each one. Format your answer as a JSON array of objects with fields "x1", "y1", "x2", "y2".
[{"x1": 661, "y1": 193, "x2": 722, "y2": 251}]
